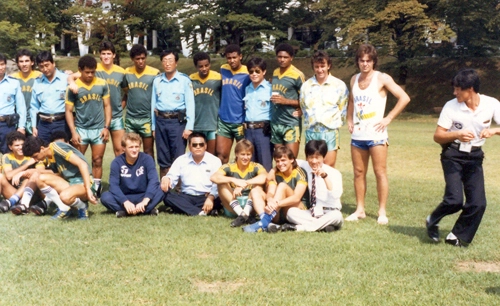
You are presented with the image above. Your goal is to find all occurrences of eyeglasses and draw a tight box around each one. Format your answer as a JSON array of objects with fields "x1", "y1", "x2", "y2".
[
  {"x1": 191, "y1": 142, "x2": 205, "y2": 148},
  {"x1": 162, "y1": 58, "x2": 175, "y2": 64},
  {"x1": 249, "y1": 69, "x2": 262, "y2": 74}
]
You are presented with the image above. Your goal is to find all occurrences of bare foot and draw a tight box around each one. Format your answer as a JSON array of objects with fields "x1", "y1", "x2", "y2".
[
  {"x1": 345, "y1": 211, "x2": 366, "y2": 221},
  {"x1": 377, "y1": 215, "x2": 389, "y2": 225}
]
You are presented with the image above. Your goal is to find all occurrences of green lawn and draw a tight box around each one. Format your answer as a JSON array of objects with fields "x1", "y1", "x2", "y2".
[{"x1": 1, "y1": 117, "x2": 500, "y2": 305}]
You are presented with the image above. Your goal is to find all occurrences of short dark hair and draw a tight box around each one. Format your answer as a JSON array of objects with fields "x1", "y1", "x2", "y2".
[
  {"x1": 273, "y1": 145, "x2": 298, "y2": 169},
  {"x1": 247, "y1": 57, "x2": 266, "y2": 71},
  {"x1": 7, "y1": 131, "x2": 26, "y2": 147},
  {"x1": 129, "y1": 44, "x2": 147, "y2": 59},
  {"x1": 305, "y1": 140, "x2": 328, "y2": 158},
  {"x1": 36, "y1": 51, "x2": 54, "y2": 65},
  {"x1": 0, "y1": 53, "x2": 6, "y2": 65},
  {"x1": 22, "y1": 136, "x2": 45, "y2": 157},
  {"x1": 16, "y1": 49, "x2": 34, "y2": 63},
  {"x1": 452, "y1": 69, "x2": 480, "y2": 93},
  {"x1": 99, "y1": 41, "x2": 115, "y2": 54},
  {"x1": 193, "y1": 52, "x2": 211, "y2": 66},
  {"x1": 311, "y1": 50, "x2": 332, "y2": 70},
  {"x1": 50, "y1": 131, "x2": 69, "y2": 143},
  {"x1": 78, "y1": 55, "x2": 97, "y2": 70},
  {"x1": 275, "y1": 43, "x2": 294, "y2": 57},
  {"x1": 224, "y1": 44, "x2": 241, "y2": 55},
  {"x1": 188, "y1": 132, "x2": 207, "y2": 145},
  {"x1": 355, "y1": 44, "x2": 378, "y2": 70},
  {"x1": 160, "y1": 50, "x2": 178, "y2": 62}
]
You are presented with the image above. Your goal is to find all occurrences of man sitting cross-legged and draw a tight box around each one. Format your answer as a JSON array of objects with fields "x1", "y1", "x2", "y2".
[
  {"x1": 161, "y1": 132, "x2": 221, "y2": 216},
  {"x1": 0, "y1": 131, "x2": 48, "y2": 214},
  {"x1": 22, "y1": 136, "x2": 97, "y2": 220},
  {"x1": 100, "y1": 133, "x2": 163, "y2": 218}
]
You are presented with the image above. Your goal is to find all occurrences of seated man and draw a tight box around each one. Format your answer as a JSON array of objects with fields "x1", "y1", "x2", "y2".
[
  {"x1": 161, "y1": 132, "x2": 221, "y2": 216},
  {"x1": 0, "y1": 131, "x2": 47, "y2": 214},
  {"x1": 284, "y1": 140, "x2": 344, "y2": 232},
  {"x1": 101, "y1": 133, "x2": 162, "y2": 217},
  {"x1": 22, "y1": 136, "x2": 97, "y2": 220}
]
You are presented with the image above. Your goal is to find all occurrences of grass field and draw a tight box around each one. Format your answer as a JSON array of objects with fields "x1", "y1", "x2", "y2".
[{"x1": 1, "y1": 117, "x2": 500, "y2": 305}]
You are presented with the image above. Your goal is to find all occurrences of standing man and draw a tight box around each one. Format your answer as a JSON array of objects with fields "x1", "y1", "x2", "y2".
[
  {"x1": 216, "y1": 44, "x2": 251, "y2": 164},
  {"x1": 11, "y1": 49, "x2": 42, "y2": 136},
  {"x1": 300, "y1": 50, "x2": 348, "y2": 168},
  {"x1": 190, "y1": 52, "x2": 221, "y2": 155},
  {"x1": 100, "y1": 133, "x2": 163, "y2": 217},
  {"x1": 271, "y1": 43, "x2": 305, "y2": 158},
  {"x1": 0, "y1": 53, "x2": 26, "y2": 153},
  {"x1": 151, "y1": 50, "x2": 195, "y2": 178},
  {"x1": 346, "y1": 44, "x2": 410, "y2": 225},
  {"x1": 426, "y1": 69, "x2": 500, "y2": 247},
  {"x1": 122, "y1": 44, "x2": 159, "y2": 158},
  {"x1": 161, "y1": 132, "x2": 221, "y2": 216},
  {"x1": 68, "y1": 41, "x2": 126, "y2": 156},
  {"x1": 65, "y1": 55, "x2": 112, "y2": 196},
  {"x1": 31, "y1": 51, "x2": 70, "y2": 144}
]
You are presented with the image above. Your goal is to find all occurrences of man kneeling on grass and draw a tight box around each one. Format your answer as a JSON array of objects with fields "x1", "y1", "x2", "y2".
[
  {"x1": 101, "y1": 133, "x2": 162, "y2": 217},
  {"x1": 0, "y1": 131, "x2": 49, "y2": 214},
  {"x1": 22, "y1": 136, "x2": 97, "y2": 220}
]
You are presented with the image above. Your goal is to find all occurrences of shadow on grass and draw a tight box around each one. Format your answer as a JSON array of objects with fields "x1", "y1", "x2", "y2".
[
  {"x1": 389, "y1": 225, "x2": 440, "y2": 245},
  {"x1": 486, "y1": 287, "x2": 500, "y2": 295}
]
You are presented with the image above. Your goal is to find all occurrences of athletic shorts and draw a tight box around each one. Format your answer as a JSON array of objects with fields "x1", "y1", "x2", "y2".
[
  {"x1": 125, "y1": 116, "x2": 152, "y2": 137},
  {"x1": 109, "y1": 116, "x2": 125, "y2": 131},
  {"x1": 351, "y1": 139, "x2": 389, "y2": 150},
  {"x1": 197, "y1": 130, "x2": 216, "y2": 141},
  {"x1": 217, "y1": 118, "x2": 244, "y2": 140},
  {"x1": 305, "y1": 129, "x2": 339, "y2": 151},
  {"x1": 270, "y1": 123, "x2": 301, "y2": 144},
  {"x1": 76, "y1": 127, "x2": 104, "y2": 145},
  {"x1": 25, "y1": 121, "x2": 33, "y2": 135},
  {"x1": 68, "y1": 177, "x2": 98, "y2": 195}
]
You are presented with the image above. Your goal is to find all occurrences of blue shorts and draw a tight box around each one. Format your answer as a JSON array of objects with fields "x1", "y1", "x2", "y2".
[
  {"x1": 305, "y1": 129, "x2": 339, "y2": 151},
  {"x1": 197, "y1": 130, "x2": 216, "y2": 141},
  {"x1": 351, "y1": 139, "x2": 388, "y2": 150},
  {"x1": 76, "y1": 127, "x2": 104, "y2": 145},
  {"x1": 109, "y1": 116, "x2": 125, "y2": 131}
]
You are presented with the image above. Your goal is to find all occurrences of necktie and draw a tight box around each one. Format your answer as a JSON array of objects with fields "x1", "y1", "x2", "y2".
[{"x1": 310, "y1": 173, "x2": 316, "y2": 216}]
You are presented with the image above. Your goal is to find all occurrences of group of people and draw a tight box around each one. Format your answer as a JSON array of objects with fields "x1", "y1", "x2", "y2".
[{"x1": 0, "y1": 41, "x2": 497, "y2": 246}]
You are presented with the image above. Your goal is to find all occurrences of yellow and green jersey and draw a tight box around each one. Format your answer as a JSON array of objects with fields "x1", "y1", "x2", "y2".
[
  {"x1": 123, "y1": 65, "x2": 159, "y2": 118},
  {"x1": 270, "y1": 166, "x2": 310, "y2": 207},
  {"x1": 96, "y1": 63, "x2": 125, "y2": 119},
  {"x1": 10, "y1": 70, "x2": 43, "y2": 122},
  {"x1": 190, "y1": 70, "x2": 221, "y2": 131},
  {"x1": 2, "y1": 153, "x2": 44, "y2": 173},
  {"x1": 271, "y1": 65, "x2": 305, "y2": 126},
  {"x1": 217, "y1": 161, "x2": 266, "y2": 196},
  {"x1": 47, "y1": 142, "x2": 91, "y2": 181}
]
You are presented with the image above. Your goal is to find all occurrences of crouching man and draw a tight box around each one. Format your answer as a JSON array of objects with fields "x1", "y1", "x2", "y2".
[
  {"x1": 101, "y1": 133, "x2": 163, "y2": 217},
  {"x1": 285, "y1": 140, "x2": 344, "y2": 232}
]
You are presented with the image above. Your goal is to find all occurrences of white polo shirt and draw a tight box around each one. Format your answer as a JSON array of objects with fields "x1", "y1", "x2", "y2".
[{"x1": 438, "y1": 94, "x2": 500, "y2": 146}]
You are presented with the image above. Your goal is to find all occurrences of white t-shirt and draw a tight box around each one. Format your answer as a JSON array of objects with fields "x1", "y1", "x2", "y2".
[
  {"x1": 351, "y1": 71, "x2": 388, "y2": 140},
  {"x1": 438, "y1": 94, "x2": 500, "y2": 147}
]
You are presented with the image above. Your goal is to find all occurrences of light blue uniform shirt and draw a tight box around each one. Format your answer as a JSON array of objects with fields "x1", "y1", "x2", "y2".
[
  {"x1": 151, "y1": 71, "x2": 195, "y2": 131},
  {"x1": 166, "y1": 151, "x2": 222, "y2": 198},
  {"x1": 0, "y1": 76, "x2": 26, "y2": 128},
  {"x1": 244, "y1": 79, "x2": 271, "y2": 122},
  {"x1": 30, "y1": 69, "x2": 69, "y2": 128}
]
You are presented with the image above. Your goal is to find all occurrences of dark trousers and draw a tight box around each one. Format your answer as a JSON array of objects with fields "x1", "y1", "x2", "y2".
[
  {"x1": 164, "y1": 192, "x2": 220, "y2": 216},
  {"x1": 155, "y1": 116, "x2": 187, "y2": 169},
  {"x1": 100, "y1": 190, "x2": 164, "y2": 214},
  {"x1": 37, "y1": 119, "x2": 70, "y2": 144},
  {"x1": 0, "y1": 122, "x2": 16, "y2": 154},
  {"x1": 244, "y1": 127, "x2": 273, "y2": 171},
  {"x1": 429, "y1": 147, "x2": 486, "y2": 243}
]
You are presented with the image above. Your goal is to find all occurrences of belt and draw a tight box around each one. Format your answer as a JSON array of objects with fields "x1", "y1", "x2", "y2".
[
  {"x1": 449, "y1": 142, "x2": 481, "y2": 152},
  {"x1": 156, "y1": 109, "x2": 184, "y2": 119},
  {"x1": 245, "y1": 121, "x2": 268, "y2": 129},
  {"x1": 184, "y1": 192, "x2": 209, "y2": 197},
  {"x1": 323, "y1": 207, "x2": 339, "y2": 211},
  {"x1": 39, "y1": 113, "x2": 66, "y2": 123}
]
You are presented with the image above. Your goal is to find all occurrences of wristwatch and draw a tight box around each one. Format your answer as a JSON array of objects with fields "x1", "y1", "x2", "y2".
[{"x1": 320, "y1": 173, "x2": 328, "y2": 179}]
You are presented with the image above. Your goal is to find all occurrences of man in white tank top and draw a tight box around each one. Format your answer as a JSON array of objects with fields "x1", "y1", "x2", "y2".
[{"x1": 345, "y1": 44, "x2": 410, "y2": 225}]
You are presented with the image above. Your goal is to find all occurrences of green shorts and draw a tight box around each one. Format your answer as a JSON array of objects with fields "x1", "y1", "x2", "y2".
[
  {"x1": 76, "y1": 127, "x2": 104, "y2": 145},
  {"x1": 217, "y1": 118, "x2": 245, "y2": 140},
  {"x1": 305, "y1": 129, "x2": 339, "y2": 151},
  {"x1": 125, "y1": 116, "x2": 152, "y2": 137},
  {"x1": 197, "y1": 130, "x2": 217, "y2": 141},
  {"x1": 109, "y1": 116, "x2": 125, "y2": 131},
  {"x1": 271, "y1": 123, "x2": 301, "y2": 144},
  {"x1": 68, "y1": 177, "x2": 98, "y2": 196},
  {"x1": 25, "y1": 120, "x2": 33, "y2": 135}
]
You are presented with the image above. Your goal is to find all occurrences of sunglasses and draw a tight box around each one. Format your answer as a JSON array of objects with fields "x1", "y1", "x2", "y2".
[
  {"x1": 191, "y1": 142, "x2": 205, "y2": 148},
  {"x1": 249, "y1": 69, "x2": 262, "y2": 74}
]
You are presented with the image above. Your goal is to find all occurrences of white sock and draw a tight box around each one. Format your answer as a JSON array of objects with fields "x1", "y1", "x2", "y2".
[
  {"x1": 20, "y1": 187, "x2": 34, "y2": 206},
  {"x1": 229, "y1": 200, "x2": 243, "y2": 216},
  {"x1": 94, "y1": 179, "x2": 101, "y2": 188},
  {"x1": 243, "y1": 199, "x2": 253, "y2": 216},
  {"x1": 446, "y1": 232, "x2": 457, "y2": 240},
  {"x1": 41, "y1": 187, "x2": 69, "y2": 212},
  {"x1": 71, "y1": 198, "x2": 87, "y2": 209}
]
